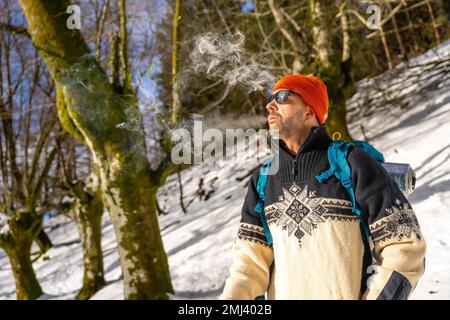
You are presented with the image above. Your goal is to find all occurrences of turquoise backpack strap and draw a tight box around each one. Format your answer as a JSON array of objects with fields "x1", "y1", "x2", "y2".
[
  {"x1": 254, "y1": 158, "x2": 273, "y2": 246},
  {"x1": 315, "y1": 141, "x2": 371, "y2": 243},
  {"x1": 353, "y1": 141, "x2": 385, "y2": 163}
]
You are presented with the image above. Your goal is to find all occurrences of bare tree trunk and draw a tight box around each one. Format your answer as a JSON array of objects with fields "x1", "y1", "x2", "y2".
[
  {"x1": 309, "y1": 0, "x2": 353, "y2": 141},
  {"x1": 379, "y1": 22, "x2": 393, "y2": 70},
  {"x1": 171, "y1": 0, "x2": 186, "y2": 215},
  {"x1": 268, "y1": 0, "x2": 306, "y2": 72},
  {"x1": 4, "y1": 242, "x2": 42, "y2": 300},
  {"x1": 310, "y1": 0, "x2": 332, "y2": 68},
  {"x1": 119, "y1": 0, "x2": 131, "y2": 92},
  {"x1": 443, "y1": 0, "x2": 450, "y2": 20},
  {"x1": 425, "y1": 0, "x2": 441, "y2": 44},
  {"x1": 19, "y1": 0, "x2": 173, "y2": 299},
  {"x1": 95, "y1": 0, "x2": 110, "y2": 59},
  {"x1": 0, "y1": 1, "x2": 59, "y2": 301},
  {"x1": 57, "y1": 133, "x2": 105, "y2": 300},
  {"x1": 71, "y1": 179, "x2": 105, "y2": 300},
  {"x1": 176, "y1": 167, "x2": 187, "y2": 214},
  {"x1": 0, "y1": 210, "x2": 43, "y2": 300},
  {"x1": 340, "y1": 1, "x2": 351, "y2": 63},
  {"x1": 400, "y1": 0, "x2": 420, "y2": 52},
  {"x1": 155, "y1": 197, "x2": 167, "y2": 215},
  {"x1": 109, "y1": 31, "x2": 122, "y2": 92},
  {"x1": 172, "y1": 0, "x2": 182, "y2": 124},
  {"x1": 386, "y1": 0, "x2": 407, "y2": 60},
  {"x1": 35, "y1": 228, "x2": 53, "y2": 253}
]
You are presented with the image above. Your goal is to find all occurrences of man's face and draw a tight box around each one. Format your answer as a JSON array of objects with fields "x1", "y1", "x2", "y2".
[{"x1": 266, "y1": 89, "x2": 314, "y2": 140}]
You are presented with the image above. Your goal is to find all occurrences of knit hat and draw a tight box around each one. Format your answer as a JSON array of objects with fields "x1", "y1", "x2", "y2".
[{"x1": 272, "y1": 74, "x2": 329, "y2": 125}]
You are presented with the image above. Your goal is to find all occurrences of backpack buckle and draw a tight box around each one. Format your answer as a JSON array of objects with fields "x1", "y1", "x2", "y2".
[{"x1": 341, "y1": 178, "x2": 352, "y2": 189}]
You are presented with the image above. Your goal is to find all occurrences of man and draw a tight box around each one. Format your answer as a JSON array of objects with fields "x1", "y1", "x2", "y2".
[{"x1": 220, "y1": 74, "x2": 426, "y2": 300}]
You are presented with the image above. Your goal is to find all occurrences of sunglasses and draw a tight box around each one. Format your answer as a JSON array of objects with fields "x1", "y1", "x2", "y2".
[{"x1": 267, "y1": 90, "x2": 301, "y2": 104}]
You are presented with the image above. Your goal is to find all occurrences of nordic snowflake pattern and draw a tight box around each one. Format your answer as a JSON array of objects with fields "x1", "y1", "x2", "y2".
[
  {"x1": 369, "y1": 199, "x2": 422, "y2": 245},
  {"x1": 264, "y1": 183, "x2": 358, "y2": 246}
]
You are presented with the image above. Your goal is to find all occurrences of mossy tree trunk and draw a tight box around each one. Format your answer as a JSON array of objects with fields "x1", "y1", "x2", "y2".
[
  {"x1": 19, "y1": 0, "x2": 173, "y2": 299},
  {"x1": 0, "y1": 144, "x2": 56, "y2": 300},
  {"x1": 171, "y1": 0, "x2": 182, "y2": 123},
  {"x1": 68, "y1": 178, "x2": 105, "y2": 300},
  {"x1": 310, "y1": 0, "x2": 354, "y2": 141},
  {"x1": 35, "y1": 229, "x2": 53, "y2": 254},
  {"x1": 0, "y1": 210, "x2": 43, "y2": 300},
  {"x1": 324, "y1": 72, "x2": 353, "y2": 142},
  {"x1": 57, "y1": 101, "x2": 106, "y2": 300}
]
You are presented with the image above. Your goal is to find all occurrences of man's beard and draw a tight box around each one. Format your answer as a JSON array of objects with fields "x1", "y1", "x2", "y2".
[{"x1": 270, "y1": 110, "x2": 303, "y2": 141}]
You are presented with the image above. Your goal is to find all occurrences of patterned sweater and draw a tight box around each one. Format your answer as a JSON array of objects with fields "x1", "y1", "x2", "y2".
[{"x1": 220, "y1": 125, "x2": 426, "y2": 300}]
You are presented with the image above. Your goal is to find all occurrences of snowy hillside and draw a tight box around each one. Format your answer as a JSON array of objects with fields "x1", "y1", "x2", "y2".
[
  {"x1": 1, "y1": 40, "x2": 450, "y2": 300},
  {"x1": 347, "y1": 39, "x2": 450, "y2": 300}
]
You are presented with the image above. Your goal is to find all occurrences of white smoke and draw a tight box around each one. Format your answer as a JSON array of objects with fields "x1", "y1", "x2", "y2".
[{"x1": 182, "y1": 31, "x2": 275, "y2": 112}]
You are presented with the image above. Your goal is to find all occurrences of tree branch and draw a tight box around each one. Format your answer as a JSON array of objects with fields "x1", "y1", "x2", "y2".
[
  {"x1": 95, "y1": 0, "x2": 110, "y2": 59},
  {"x1": 0, "y1": 23, "x2": 30, "y2": 38},
  {"x1": 119, "y1": 0, "x2": 131, "y2": 92},
  {"x1": 26, "y1": 117, "x2": 57, "y2": 194},
  {"x1": 267, "y1": 0, "x2": 302, "y2": 54},
  {"x1": 28, "y1": 145, "x2": 58, "y2": 209}
]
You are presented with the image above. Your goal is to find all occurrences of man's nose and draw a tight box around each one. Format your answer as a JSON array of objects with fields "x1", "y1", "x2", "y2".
[{"x1": 266, "y1": 100, "x2": 278, "y2": 113}]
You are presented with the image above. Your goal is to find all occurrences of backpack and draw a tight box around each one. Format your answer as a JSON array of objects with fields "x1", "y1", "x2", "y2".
[
  {"x1": 252, "y1": 140, "x2": 412, "y2": 300},
  {"x1": 253, "y1": 140, "x2": 386, "y2": 247}
]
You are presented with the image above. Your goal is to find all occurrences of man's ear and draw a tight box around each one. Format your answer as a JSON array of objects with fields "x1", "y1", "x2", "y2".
[
  {"x1": 306, "y1": 107, "x2": 319, "y2": 125},
  {"x1": 305, "y1": 106, "x2": 314, "y2": 120}
]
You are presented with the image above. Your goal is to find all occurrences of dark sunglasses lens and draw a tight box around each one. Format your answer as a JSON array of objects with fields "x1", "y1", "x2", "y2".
[{"x1": 275, "y1": 91, "x2": 289, "y2": 104}]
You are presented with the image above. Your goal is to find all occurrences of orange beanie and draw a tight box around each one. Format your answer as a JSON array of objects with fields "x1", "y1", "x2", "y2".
[{"x1": 272, "y1": 74, "x2": 329, "y2": 125}]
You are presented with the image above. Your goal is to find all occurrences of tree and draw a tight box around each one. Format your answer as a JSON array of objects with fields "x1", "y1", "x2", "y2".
[
  {"x1": 156, "y1": 0, "x2": 449, "y2": 141},
  {"x1": 56, "y1": 132, "x2": 106, "y2": 300},
  {"x1": 155, "y1": 0, "x2": 268, "y2": 118},
  {"x1": 309, "y1": 0, "x2": 355, "y2": 141},
  {"x1": 18, "y1": 0, "x2": 173, "y2": 299},
  {"x1": 0, "y1": 24, "x2": 58, "y2": 298}
]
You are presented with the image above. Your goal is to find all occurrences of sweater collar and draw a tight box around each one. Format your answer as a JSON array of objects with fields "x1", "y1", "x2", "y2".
[{"x1": 276, "y1": 125, "x2": 332, "y2": 159}]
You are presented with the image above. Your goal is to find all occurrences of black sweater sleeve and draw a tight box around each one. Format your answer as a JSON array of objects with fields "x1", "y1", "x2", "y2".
[{"x1": 348, "y1": 146, "x2": 426, "y2": 300}]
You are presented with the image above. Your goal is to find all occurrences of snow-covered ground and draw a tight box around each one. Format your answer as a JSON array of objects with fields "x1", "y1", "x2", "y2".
[
  {"x1": 347, "y1": 39, "x2": 450, "y2": 300},
  {"x1": 1, "y1": 40, "x2": 450, "y2": 300}
]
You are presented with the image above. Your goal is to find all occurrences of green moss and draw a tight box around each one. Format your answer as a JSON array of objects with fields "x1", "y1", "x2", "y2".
[
  {"x1": 20, "y1": 0, "x2": 174, "y2": 299},
  {"x1": 56, "y1": 84, "x2": 86, "y2": 143},
  {"x1": 102, "y1": 159, "x2": 174, "y2": 299},
  {"x1": 73, "y1": 187, "x2": 105, "y2": 300},
  {"x1": 1, "y1": 211, "x2": 43, "y2": 300},
  {"x1": 18, "y1": 0, "x2": 90, "y2": 78},
  {"x1": 310, "y1": 59, "x2": 355, "y2": 142}
]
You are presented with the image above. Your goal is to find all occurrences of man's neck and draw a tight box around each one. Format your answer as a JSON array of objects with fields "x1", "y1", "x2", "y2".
[
  {"x1": 283, "y1": 140, "x2": 301, "y2": 156},
  {"x1": 283, "y1": 127, "x2": 313, "y2": 156}
]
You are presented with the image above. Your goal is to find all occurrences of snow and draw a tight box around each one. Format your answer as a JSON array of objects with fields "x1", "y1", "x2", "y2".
[
  {"x1": 347, "y1": 39, "x2": 450, "y2": 300},
  {"x1": 0, "y1": 213, "x2": 10, "y2": 235},
  {"x1": 1, "y1": 40, "x2": 450, "y2": 300}
]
